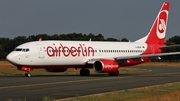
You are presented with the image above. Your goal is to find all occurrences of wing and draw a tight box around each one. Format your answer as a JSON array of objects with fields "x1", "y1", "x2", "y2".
[
  {"x1": 87, "y1": 52, "x2": 180, "y2": 64},
  {"x1": 115, "y1": 52, "x2": 180, "y2": 60}
]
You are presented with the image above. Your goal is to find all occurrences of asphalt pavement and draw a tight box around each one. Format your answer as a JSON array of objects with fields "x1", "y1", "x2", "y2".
[{"x1": 0, "y1": 66, "x2": 180, "y2": 101}]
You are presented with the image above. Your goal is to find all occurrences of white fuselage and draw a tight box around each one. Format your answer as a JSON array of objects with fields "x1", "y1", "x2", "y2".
[{"x1": 6, "y1": 41, "x2": 148, "y2": 67}]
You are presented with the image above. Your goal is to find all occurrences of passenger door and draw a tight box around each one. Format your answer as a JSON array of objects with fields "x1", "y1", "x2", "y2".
[{"x1": 37, "y1": 44, "x2": 45, "y2": 58}]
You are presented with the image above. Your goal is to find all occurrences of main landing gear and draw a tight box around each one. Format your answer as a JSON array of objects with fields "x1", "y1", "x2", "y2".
[
  {"x1": 80, "y1": 68, "x2": 90, "y2": 76},
  {"x1": 79, "y1": 68, "x2": 119, "y2": 76},
  {"x1": 108, "y1": 70, "x2": 119, "y2": 76}
]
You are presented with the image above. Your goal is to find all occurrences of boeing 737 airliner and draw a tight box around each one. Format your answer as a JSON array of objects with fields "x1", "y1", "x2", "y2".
[{"x1": 6, "y1": 2, "x2": 180, "y2": 77}]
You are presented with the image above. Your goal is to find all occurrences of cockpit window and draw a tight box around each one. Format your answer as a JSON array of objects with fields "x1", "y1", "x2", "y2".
[
  {"x1": 22, "y1": 49, "x2": 26, "y2": 52},
  {"x1": 14, "y1": 48, "x2": 30, "y2": 52},
  {"x1": 15, "y1": 48, "x2": 22, "y2": 51},
  {"x1": 26, "y1": 49, "x2": 30, "y2": 52}
]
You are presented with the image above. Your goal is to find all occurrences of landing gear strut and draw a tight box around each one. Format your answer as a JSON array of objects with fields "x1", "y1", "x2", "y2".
[
  {"x1": 80, "y1": 68, "x2": 90, "y2": 76},
  {"x1": 109, "y1": 70, "x2": 119, "y2": 76},
  {"x1": 19, "y1": 67, "x2": 33, "y2": 77},
  {"x1": 25, "y1": 72, "x2": 32, "y2": 77}
]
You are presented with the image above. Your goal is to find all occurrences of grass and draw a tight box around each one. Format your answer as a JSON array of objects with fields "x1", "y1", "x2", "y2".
[{"x1": 138, "y1": 61, "x2": 180, "y2": 67}]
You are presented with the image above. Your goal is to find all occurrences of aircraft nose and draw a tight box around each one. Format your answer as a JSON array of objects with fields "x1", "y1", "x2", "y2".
[
  {"x1": 6, "y1": 52, "x2": 19, "y2": 64},
  {"x1": 6, "y1": 53, "x2": 11, "y2": 62}
]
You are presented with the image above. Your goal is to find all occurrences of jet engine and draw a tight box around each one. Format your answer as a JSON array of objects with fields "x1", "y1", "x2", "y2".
[
  {"x1": 93, "y1": 59, "x2": 119, "y2": 73},
  {"x1": 45, "y1": 68, "x2": 68, "y2": 72}
]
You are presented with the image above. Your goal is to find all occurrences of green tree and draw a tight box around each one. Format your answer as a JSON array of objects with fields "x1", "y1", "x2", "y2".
[{"x1": 121, "y1": 38, "x2": 129, "y2": 42}]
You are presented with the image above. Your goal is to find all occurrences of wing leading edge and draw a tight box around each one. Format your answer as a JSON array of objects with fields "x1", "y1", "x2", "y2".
[{"x1": 87, "y1": 52, "x2": 180, "y2": 64}]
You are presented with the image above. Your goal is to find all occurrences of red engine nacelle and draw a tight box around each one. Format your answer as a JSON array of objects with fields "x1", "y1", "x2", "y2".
[
  {"x1": 93, "y1": 59, "x2": 119, "y2": 73},
  {"x1": 45, "y1": 68, "x2": 68, "y2": 72}
]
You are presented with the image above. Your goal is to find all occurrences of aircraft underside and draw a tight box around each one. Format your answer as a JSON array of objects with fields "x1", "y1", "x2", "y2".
[{"x1": 16, "y1": 58, "x2": 149, "y2": 77}]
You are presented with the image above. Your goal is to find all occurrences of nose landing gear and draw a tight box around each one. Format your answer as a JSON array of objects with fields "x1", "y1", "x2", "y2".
[
  {"x1": 25, "y1": 72, "x2": 32, "y2": 77},
  {"x1": 18, "y1": 67, "x2": 33, "y2": 77}
]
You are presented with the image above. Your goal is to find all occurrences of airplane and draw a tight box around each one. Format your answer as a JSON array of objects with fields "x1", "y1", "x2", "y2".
[{"x1": 6, "y1": 2, "x2": 180, "y2": 77}]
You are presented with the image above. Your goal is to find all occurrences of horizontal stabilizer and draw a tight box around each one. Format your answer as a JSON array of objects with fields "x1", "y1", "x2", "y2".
[{"x1": 160, "y1": 44, "x2": 180, "y2": 49}]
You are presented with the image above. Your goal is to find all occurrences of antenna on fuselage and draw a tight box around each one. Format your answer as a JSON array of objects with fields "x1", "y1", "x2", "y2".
[{"x1": 89, "y1": 38, "x2": 91, "y2": 42}]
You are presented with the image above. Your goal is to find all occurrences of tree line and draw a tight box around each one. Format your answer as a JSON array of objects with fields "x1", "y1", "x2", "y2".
[{"x1": 0, "y1": 33, "x2": 179, "y2": 61}]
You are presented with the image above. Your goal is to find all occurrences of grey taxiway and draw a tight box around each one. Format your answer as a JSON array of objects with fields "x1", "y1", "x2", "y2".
[{"x1": 0, "y1": 66, "x2": 180, "y2": 101}]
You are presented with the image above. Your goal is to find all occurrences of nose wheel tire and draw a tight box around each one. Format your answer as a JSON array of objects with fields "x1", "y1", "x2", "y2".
[{"x1": 25, "y1": 72, "x2": 32, "y2": 77}]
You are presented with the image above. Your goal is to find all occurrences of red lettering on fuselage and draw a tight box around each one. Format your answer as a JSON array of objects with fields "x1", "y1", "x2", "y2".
[{"x1": 46, "y1": 43, "x2": 94, "y2": 57}]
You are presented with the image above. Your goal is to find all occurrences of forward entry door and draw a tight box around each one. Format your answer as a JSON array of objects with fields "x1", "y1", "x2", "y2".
[{"x1": 37, "y1": 44, "x2": 45, "y2": 58}]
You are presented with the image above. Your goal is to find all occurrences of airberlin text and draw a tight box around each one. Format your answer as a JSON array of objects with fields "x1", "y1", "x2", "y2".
[{"x1": 46, "y1": 43, "x2": 94, "y2": 57}]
